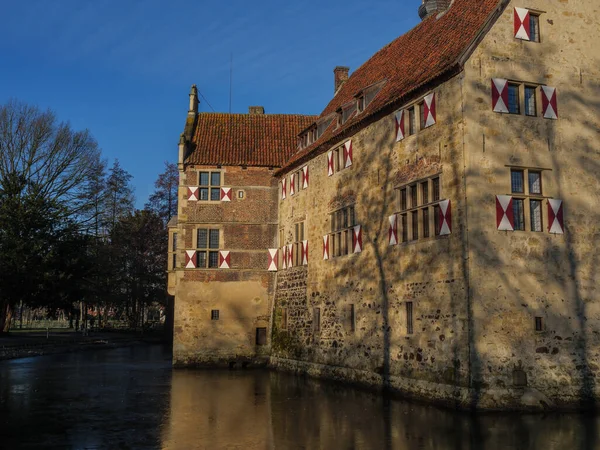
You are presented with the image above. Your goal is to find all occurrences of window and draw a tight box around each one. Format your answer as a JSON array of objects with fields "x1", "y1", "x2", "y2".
[
  {"x1": 238, "y1": 190, "x2": 244, "y2": 199},
  {"x1": 422, "y1": 182, "x2": 429, "y2": 204},
  {"x1": 530, "y1": 14, "x2": 540, "y2": 43},
  {"x1": 525, "y1": 86, "x2": 537, "y2": 116},
  {"x1": 169, "y1": 232, "x2": 178, "y2": 270},
  {"x1": 410, "y1": 185, "x2": 418, "y2": 208},
  {"x1": 401, "y1": 213, "x2": 408, "y2": 243},
  {"x1": 294, "y1": 221, "x2": 305, "y2": 266},
  {"x1": 408, "y1": 107, "x2": 416, "y2": 135},
  {"x1": 396, "y1": 175, "x2": 443, "y2": 242},
  {"x1": 211, "y1": 310, "x2": 219, "y2": 321},
  {"x1": 197, "y1": 228, "x2": 220, "y2": 268},
  {"x1": 423, "y1": 208, "x2": 430, "y2": 238},
  {"x1": 317, "y1": 117, "x2": 333, "y2": 139},
  {"x1": 198, "y1": 171, "x2": 221, "y2": 201},
  {"x1": 313, "y1": 307, "x2": 321, "y2": 332},
  {"x1": 330, "y1": 205, "x2": 355, "y2": 258},
  {"x1": 529, "y1": 171, "x2": 542, "y2": 195},
  {"x1": 513, "y1": 198, "x2": 525, "y2": 231},
  {"x1": 432, "y1": 177, "x2": 440, "y2": 202},
  {"x1": 342, "y1": 103, "x2": 356, "y2": 124},
  {"x1": 400, "y1": 189, "x2": 407, "y2": 211},
  {"x1": 256, "y1": 327, "x2": 267, "y2": 346},
  {"x1": 530, "y1": 199, "x2": 543, "y2": 232},
  {"x1": 357, "y1": 95, "x2": 365, "y2": 113},
  {"x1": 508, "y1": 83, "x2": 520, "y2": 114},
  {"x1": 364, "y1": 84, "x2": 382, "y2": 108},
  {"x1": 411, "y1": 211, "x2": 418, "y2": 241},
  {"x1": 406, "y1": 302, "x2": 413, "y2": 335},
  {"x1": 349, "y1": 304, "x2": 355, "y2": 332},
  {"x1": 281, "y1": 308, "x2": 288, "y2": 330},
  {"x1": 535, "y1": 316, "x2": 544, "y2": 332},
  {"x1": 419, "y1": 101, "x2": 426, "y2": 130},
  {"x1": 511, "y1": 170, "x2": 524, "y2": 193},
  {"x1": 292, "y1": 169, "x2": 301, "y2": 194}
]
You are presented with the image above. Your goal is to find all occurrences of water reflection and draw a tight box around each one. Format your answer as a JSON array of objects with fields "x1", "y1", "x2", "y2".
[{"x1": 0, "y1": 345, "x2": 598, "y2": 449}]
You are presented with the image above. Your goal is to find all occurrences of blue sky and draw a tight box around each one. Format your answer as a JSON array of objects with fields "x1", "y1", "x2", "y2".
[{"x1": 0, "y1": 0, "x2": 420, "y2": 207}]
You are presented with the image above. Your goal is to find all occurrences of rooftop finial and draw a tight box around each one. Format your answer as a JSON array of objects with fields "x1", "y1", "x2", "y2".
[{"x1": 189, "y1": 84, "x2": 199, "y2": 115}]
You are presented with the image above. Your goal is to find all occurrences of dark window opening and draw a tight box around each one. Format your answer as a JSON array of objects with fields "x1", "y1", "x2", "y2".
[
  {"x1": 400, "y1": 189, "x2": 407, "y2": 211},
  {"x1": 525, "y1": 86, "x2": 537, "y2": 116},
  {"x1": 411, "y1": 211, "x2": 418, "y2": 241},
  {"x1": 423, "y1": 208, "x2": 430, "y2": 238},
  {"x1": 513, "y1": 198, "x2": 525, "y2": 231},
  {"x1": 349, "y1": 304, "x2": 355, "y2": 332},
  {"x1": 256, "y1": 327, "x2": 267, "y2": 345},
  {"x1": 211, "y1": 310, "x2": 219, "y2": 321},
  {"x1": 434, "y1": 205, "x2": 441, "y2": 236},
  {"x1": 408, "y1": 107, "x2": 416, "y2": 135},
  {"x1": 314, "y1": 307, "x2": 321, "y2": 332},
  {"x1": 401, "y1": 214, "x2": 408, "y2": 243},
  {"x1": 535, "y1": 317, "x2": 543, "y2": 332},
  {"x1": 410, "y1": 185, "x2": 418, "y2": 208},
  {"x1": 508, "y1": 83, "x2": 520, "y2": 114},
  {"x1": 406, "y1": 302, "x2": 413, "y2": 335},
  {"x1": 432, "y1": 177, "x2": 440, "y2": 202}
]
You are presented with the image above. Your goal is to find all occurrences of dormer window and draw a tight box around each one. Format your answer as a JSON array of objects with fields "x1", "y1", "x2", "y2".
[
  {"x1": 317, "y1": 116, "x2": 334, "y2": 139},
  {"x1": 342, "y1": 102, "x2": 357, "y2": 124},
  {"x1": 357, "y1": 95, "x2": 365, "y2": 113}
]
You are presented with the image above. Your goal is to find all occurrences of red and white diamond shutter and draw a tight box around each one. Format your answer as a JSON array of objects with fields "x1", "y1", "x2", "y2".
[
  {"x1": 185, "y1": 250, "x2": 197, "y2": 269},
  {"x1": 323, "y1": 235, "x2": 329, "y2": 260},
  {"x1": 268, "y1": 249, "x2": 278, "y2": 272},
  {"x1": 496, "y1": 195, "x2": 515, "y2": 231},
  {"x1": 281, "y1": 178, "x2": 286, "y2": 200},
  {"x1": 424, "y1": 93, "x2": 436, "y2": 128},
  {"x1": 220, "y1": 187, "x2": 232, "y2": 202},
  {"x1": 492, "y1": 79, "x2": 509, "y2": 113},
  {"x1": 287, "y1": 244, "x2": 294, "y2": 268},
  {"x1": 327, "y1": 151, "x2": 334, "y2": 177},
  {"x1": 541, "y1": 86, "x2": 558, "y2": 119},
  {"x1": 352, "y1": 225, "x2": 363, "y2": 253},
  {"x1": 394, "y1": 110, "x2": 405, "y2": 142},
  {"x1": 514, "y1": 7, "x2": 531, "y2": 41},
  {"x1": 188, "y1": 187, "x2": 199, "y2": 201},
  {"x1": 281, "y1": 246, "x2": 288, "y2": 270},
  {"x1": 290, "y1": 173, "x2": 296, "y2": 196},
  {"x1": 301, "y1": 240, "x2": 308, "y2": 266},
  {"x1": 219, "y1": 251, "x2": 230, "y2": 269},
  {"x1": 548, "y1": 199, "x2": 564, "y2": 234},
  {"x1": 388, "y1": 214, "x2": 398, "y2": 246},
  {"x1": 343, "y1": 141, "x2": 353, "y2": 168},
  {"x1": 302, "y1": 166, "x2": 309, "y2": 189},
  {"x1": 439, "y1": 200, "x2": 452, "y2": 236}
]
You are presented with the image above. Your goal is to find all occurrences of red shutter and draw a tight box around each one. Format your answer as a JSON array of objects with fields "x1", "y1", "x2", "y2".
[
  {"x1": 439, "y1": 200, "x2": 452, "y2": 236},
  {"x1": 343, "y1": 141, "x2": 353, "y2": 168},
  {"x1": 514, "y1": 7, "x2": 531, "y2": 40},
  {"x1": 492, "y1": 79, "x2": 509, "y2": 113},
  {"x1": 496, "y1": 195, "x2": 515, "y2": 231},
  {"x1": 268, "y1": 249, "x2": 278, "y2": 271},
  {"x1": 219, "y1": 251, "x2": 230, "y2": 269},
  {"x1": 541, "y1": 86, "x2": 558, "y2": 119},
  {"x1": 388, "y1": 214, "x2": 398, "y2": 246},
  {"x1": 323, "y1": 235, "x2": 329, "y2": 260},
  {"x1": 290, "y1": 173, "x2": 296, "y2": 196},
  {"x1": 187, "y1": 187, "x2": 199, "y2": 201},
  {"x1": 185, "y1": 250, "x2": 197, "y2": 269},
  {"x1": 352, "y1": 225, "x2": 363, "y2": 253},
  {"x1": 302, "y1": 240, "x2": 308, "y2": 266},
  {"x1": 548, "y1": 199, "x2": 564, "y2": 234},
  {"x1": 302, "y1": 166, "x2": 309, "y2": 189},
  {"x1": 220, "y1": 187, "x2": 232, "y2": 202},
  {"x1": 394, "y1": 110, "x2": 405, "y2": 142},
  {"x1": 424, "y1": 93, "x2": 436, "y2": 127},
  {"x1": 327, "y1": 151, "x2": 334, "y2": 176}
]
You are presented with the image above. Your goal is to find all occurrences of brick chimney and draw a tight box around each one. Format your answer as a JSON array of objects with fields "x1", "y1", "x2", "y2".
[
  {"x1": 188, "y1": 84, "x2": 198, "y2": 116},
  {"x1": 418, "y1": 0, "x2": 452, "y2": 20},
  {"x1": 248, "y1": 106, "x2": 265, "y2": 114},
  {"x1": 334, "y1": 66, "x2": 350, "y2": 94}
]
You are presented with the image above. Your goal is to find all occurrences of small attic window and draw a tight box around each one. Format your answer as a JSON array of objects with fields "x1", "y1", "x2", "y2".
[
  {"x1": 357, "y1": 95, "x2": 365, "y2": 113},
  {"x1": 317, "y1": 117, "x2": 334, "y2": 139},
  {"x1": 342, "y1": 102, "x2": 357, "y2": 124},
  {"x1": 364, "y1": 84, "x2": 383, "y2": 109}
]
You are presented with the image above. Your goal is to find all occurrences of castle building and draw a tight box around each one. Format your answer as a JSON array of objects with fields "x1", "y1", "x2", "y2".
[{"x1": 169, "y1": 0, "x2": 600, "y2": 410}]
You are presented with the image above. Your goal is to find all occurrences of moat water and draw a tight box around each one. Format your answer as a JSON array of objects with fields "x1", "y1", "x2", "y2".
[{"x1": 0, "y1": 345, "x2": 598, "y2": 449}]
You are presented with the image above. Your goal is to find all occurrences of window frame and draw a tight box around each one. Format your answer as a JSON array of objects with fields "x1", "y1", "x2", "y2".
[
  {"x1": 406, "y1": 302, "x2": 414, "y2": 335},
  {"x1": 507, "y1": 83, "x2": 521, "y2": 115},
  {"x1": 197, "y1": 170, "x2": 222, "y2": 202},
  {"x1": 395, "y1": 175, "x2": 443, "y2": 242},
  {"x1": 329, "y1": 205, "x2": 355, "y2": 258},
  {"x1": 524, "y1": 85, "x2": 537, "y2": 117},
  {"x1": 293, "y1": 221, "x2": 305, "y2": 266},
  {"x1": 508, "y1": 167, "x2": 546, "y2": 232},
  {"x1": 529, "y1": 13, "x2": 541, "y2": 43},
  {"x1": 195, "y1": 227, "x2": 221, "y2": 269}
]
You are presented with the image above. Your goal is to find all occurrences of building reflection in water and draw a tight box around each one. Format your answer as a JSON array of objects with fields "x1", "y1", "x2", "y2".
[{"x1": 162, "y1": 369, "x2": 599, "y2": 450}]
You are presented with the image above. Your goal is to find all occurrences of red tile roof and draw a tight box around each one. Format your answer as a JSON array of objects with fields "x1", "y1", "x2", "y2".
[
  {"x1": 278, "y1": 0, "x2": 503, "y2": 174},
  {"x1": 186, "y1": 113, "x2": 317, "y2": 167}
]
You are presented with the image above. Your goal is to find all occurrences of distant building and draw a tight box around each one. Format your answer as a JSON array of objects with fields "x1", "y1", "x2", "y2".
[{"x1": 170, "y1": 0, "x2": 600, "y2": 410}]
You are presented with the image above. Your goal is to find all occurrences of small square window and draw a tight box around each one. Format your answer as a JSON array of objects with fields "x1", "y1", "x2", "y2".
[
  {"x1": 211, "y1": 310, "x2": 219, "y2": 320},
  {"x1": 511, "y1": 170, "x2": 525, "y2": 193},
  {"x1": 508, "y1": 84, "x2": 520, "y2": 114},
  {"x1": 525, "y1": 86, "x2": 537, "y2": 116},
  {"x1": 238, "y1": 190, "x2": 244, "y2": 199},
  {"x1": 535, "y1": 316, "x2": 544, "y2": 332}
]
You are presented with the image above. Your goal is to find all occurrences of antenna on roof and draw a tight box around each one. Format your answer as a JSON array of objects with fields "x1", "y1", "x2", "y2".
[{"x1": 229, "y1": 53, "x2": 233, "y2": 113}]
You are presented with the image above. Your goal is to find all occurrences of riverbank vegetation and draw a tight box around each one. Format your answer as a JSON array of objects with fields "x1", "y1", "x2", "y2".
[{"x1": 0, "y1": 99, "x2": 177, "y2": 333}]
